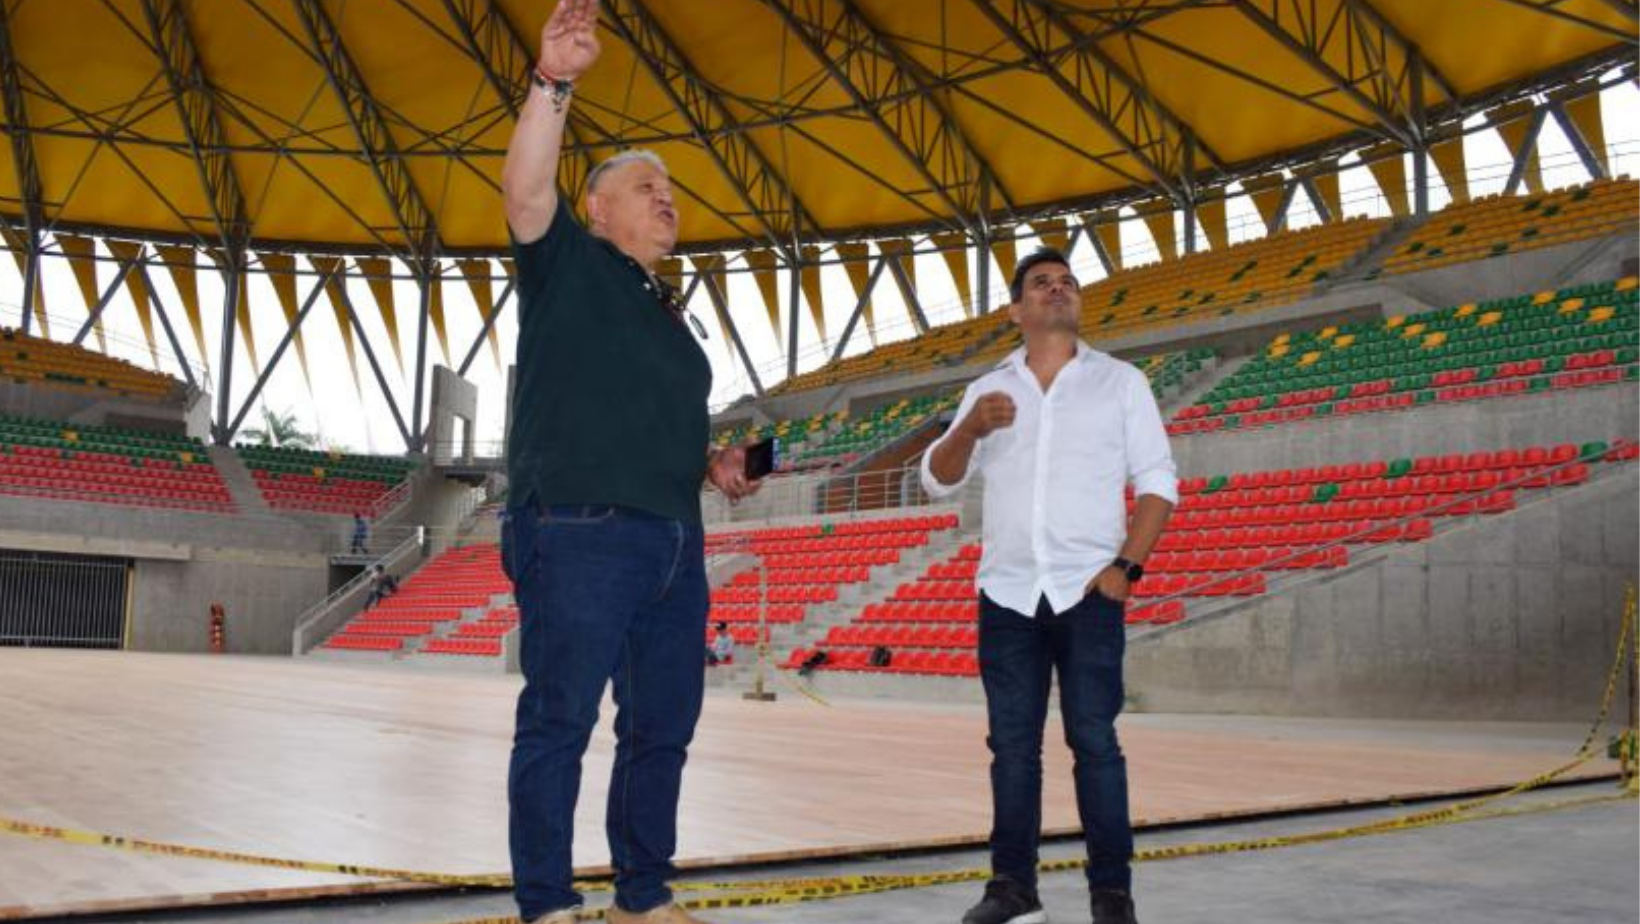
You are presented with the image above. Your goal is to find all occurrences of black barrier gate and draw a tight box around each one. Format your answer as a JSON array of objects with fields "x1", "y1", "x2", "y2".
[{"x1": 0, "y1": 549, "x2": 129, "y2": 648}]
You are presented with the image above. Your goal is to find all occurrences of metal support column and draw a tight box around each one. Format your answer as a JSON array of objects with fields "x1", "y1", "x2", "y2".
[
  {"x1": 786, "y1": 245, "x2": 801, "y2": 380},
  {"x1": 409, "y1": 262, "x2": 434, "y2": 452},
  {"x1": 1551, "y1": 102, "x2": 1609, "y2": 182},
  {"x1": 211, "y1": 249, "x2": 244, "y2": 444},
  {"x1": 702, "y1": 272, "x2": 765, "y2": 398},
  {"x1": 1503, "y1": 107, "x2": 1549, "y2": 196},
  {"x1": 135, "y1": 257, "x2": 198, "y2": 390},
  {"x1": 830, "y1": 257, "x2": 888, "y2": 363},
  {"x1": 17, "y1": 231, "x2": 39, "y2": 335},
  {"x1": 226, "y1": 267, "x2": 336, "y2": 441},
  {"x1": 1085, "y1": 218, "x2": 1117, "y2": 275},
  {"x1": 1298, "y1": 177, "x2": 1334, "y2": 224},
  {"x1": 72, "y1": 259, "x2": 139, "y2": 346},
  {"x1": 1272, "y1": 180, "x2": 1301, "y2": 232},
  {"x1": 456, "y1": 276, "x2": 516, "y2": 378},
  {"x1": 887, "y1": 255, "x2": 930, "y2": 334},
  {"x1": 1410, "y1": 49, "x2": 1430, "y2": 217},
  {"x1": 976, "y1": 176, "x2": 992, "y2": 315}
]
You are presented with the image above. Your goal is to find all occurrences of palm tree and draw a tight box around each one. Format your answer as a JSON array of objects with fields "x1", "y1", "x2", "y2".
[{"x1": 242, "y1": 407, "x2": 317, "y2": 449}]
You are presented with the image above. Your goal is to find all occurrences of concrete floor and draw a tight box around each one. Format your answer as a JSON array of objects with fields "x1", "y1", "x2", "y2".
[{"x1": 68, "y1": 781, "x2": 1637, "y2": 924}]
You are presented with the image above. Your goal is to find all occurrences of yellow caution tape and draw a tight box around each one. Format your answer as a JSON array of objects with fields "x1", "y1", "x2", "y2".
[
  {"x1": 481, "y1": 790, "x2": 1640, "y2": 923},
  {"x1": 774, "y1": 663, "x2": 833, "y2": 707},
  {"x1": 1, "y1": 588, "x2": 1633, "y2": 918},
  {"x1": 0, "y1": 817, "x2": 511, "y2": 888}
]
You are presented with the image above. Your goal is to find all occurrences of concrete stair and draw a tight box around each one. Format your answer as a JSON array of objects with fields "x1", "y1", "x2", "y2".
[
  {"x1": 1158, "y1": 354, "x2": 1254, "y2": 416},
  {"x1": 706, "y1": 523, "x2": 977, "y2": 689},
  {"x1": 396, "y1": 591, "x2": 514, "y2": 674},
  {"x1": 207, "y1": 445, "x2": 268, "y2": 514},
  {"x1": 1330, "y1": 215, "x2": 1429, "y2": 284}
]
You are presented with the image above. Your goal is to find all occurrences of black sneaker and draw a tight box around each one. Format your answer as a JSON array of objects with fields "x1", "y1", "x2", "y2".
[
  {"x1": 1089, "y1": 888, "x2": 1137, "y2": 924},
  {"x1": 961, "y1": 876, "x2": 1047, "y2": 924}
]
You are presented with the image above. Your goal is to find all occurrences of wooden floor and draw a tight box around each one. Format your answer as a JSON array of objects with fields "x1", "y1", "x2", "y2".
[{"x1": 0, "y1": 650, "x2": 1617, "y2": 920}]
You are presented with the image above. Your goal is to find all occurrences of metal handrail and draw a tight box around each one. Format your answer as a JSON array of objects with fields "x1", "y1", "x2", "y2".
[
  {"x1": 368, "y1": 475, "x2": 416, "y2": 517},
  {"x1": 291, "y1": 531, "x2": 424, "y2": 653}
]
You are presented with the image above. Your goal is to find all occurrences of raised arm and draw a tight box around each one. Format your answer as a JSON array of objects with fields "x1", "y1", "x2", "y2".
[{"x1": 502, "y1": 0, "x2": 601, "y2": 243}]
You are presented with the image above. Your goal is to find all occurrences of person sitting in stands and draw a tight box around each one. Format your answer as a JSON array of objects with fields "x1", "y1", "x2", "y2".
[
  {"x1": 706, "y1": 622, "x2": 735, "y2": 666},
  {"x1": 363, "y1": 565, "x2": 398, "y2": 610},
  {"x1": 797, "y1": 649, "x2": 828, "y2": 678}
]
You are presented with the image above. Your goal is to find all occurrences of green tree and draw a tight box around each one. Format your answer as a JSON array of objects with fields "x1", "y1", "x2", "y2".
[{"x1": 242, "y1": 407, "x2": 316, "y2": 449}]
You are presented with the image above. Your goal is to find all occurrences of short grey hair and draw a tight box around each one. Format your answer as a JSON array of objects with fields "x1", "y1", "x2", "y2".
[{"x1": 586, "y1": 149, "x2": 668, "y2": 195}]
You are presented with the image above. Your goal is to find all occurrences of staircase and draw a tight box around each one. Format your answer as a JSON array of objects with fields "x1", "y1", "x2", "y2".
[
  {"x1": 207, "y1": 445, "x2": 268, "y2": 514},
  {"x1": 704, "y1": 514, "x2": 973, "y2": 689},
  {"x1": 1159, "y1": 354, "x2": 1254, "y2": 417},
  {"x1": 1331, "y1": 215, "x2": 1429, "y2": 284}
]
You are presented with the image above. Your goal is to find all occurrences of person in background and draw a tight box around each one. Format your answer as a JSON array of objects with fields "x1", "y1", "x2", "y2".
[
  {"x1": 707, "y1": 622, "x2": 735, "y2": 666},
  {"x1": 363, "y1": 564, "x2": 397, "y2": 610},
  {"x1": 350, "y1": 512, "x2": 369, "y2": 555}
]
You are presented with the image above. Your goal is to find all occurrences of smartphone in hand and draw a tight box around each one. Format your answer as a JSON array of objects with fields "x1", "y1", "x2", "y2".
[{"x1": 743, "y1": 437, "x2": 780, "y2": 480}]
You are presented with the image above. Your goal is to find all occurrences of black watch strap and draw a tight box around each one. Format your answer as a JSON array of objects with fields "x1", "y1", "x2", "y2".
[{"x1": 1113, "y1": 556, "x2": 1144, "y2": 583}]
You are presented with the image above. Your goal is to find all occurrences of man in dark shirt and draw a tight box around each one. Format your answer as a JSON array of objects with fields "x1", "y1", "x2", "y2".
[{"x1": 500, "y1": 3, "x2": 758, "y2": 922}]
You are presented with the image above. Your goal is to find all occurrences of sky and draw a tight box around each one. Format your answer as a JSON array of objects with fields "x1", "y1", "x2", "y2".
[{"x1": 2, "y1": 77, "x2": 1636, "y2": 456}]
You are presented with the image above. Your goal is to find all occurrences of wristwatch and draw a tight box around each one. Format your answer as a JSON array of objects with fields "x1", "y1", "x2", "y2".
[{"x1": 1112, "y1": 556, "x2": 1144, "y2": 584}]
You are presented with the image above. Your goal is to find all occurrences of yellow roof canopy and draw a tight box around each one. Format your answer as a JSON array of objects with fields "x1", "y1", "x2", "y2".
[{"x1": 0, "y1": 0, "x2": 1633, "y2": 258}]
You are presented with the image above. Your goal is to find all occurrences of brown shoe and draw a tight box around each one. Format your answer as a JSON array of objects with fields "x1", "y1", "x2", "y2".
[
  {"x1": 606, "y1": 902, "x2": 714, "y2": 924},
  {"x1": 526, "y1": 909, "x2": 580, "y2": 924}
]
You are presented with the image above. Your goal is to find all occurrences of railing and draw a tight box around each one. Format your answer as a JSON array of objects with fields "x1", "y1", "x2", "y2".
[
  {"x1": 423, "y1": 439, "x2": 510, "y2": 467},
  {"x1": 0, "y1": 306, "x2": 213, "y2": 390},
  {"x1": 366, "y1": 474, "x2": 417, "y2": 520},
  {"x1": 0, "y1": 550, "x2": 128, "y2": 649},
  {"x1": 703, "y1": 458, "x2": 955, "y2": 525},
  {"x1": 291, "y1": 531, "x2": 425, "y2": 655}
]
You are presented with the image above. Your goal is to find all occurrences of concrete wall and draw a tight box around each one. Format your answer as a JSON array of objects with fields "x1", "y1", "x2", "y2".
[
  {"x1": 428, "y1": 367, "x2": 479, "y2": 465},
  {"x1": 0, "y1": 487, "x2": 367, "y2": 655},
  {"x1": 128, "y1": 548, "x2": 330, "y2": 654},
  {"x1": 1125, "y1": 468, "x2": 1640, "y2": 720},
  {"x1": 0, "y1": 379, "x2": 191, "y2": 432},
  {"x1": 0, "y1": 492, "x2": 330, "y2": 553},
  {"x1": 385, "y1": 467, "x2": 483, "y2": 544},
  {"x1": 1371, "y1": 233, "x2": 1638, "y2": 310}
]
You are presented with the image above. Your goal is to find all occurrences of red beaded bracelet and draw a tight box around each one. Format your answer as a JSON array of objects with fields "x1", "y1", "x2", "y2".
[{"x1": 532, "y1": 65, "x2": 572, "y2": 88}]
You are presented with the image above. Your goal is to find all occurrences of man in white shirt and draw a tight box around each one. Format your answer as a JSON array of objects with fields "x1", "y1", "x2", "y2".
[{"x1": 921, "y1": 247, "x2": 1177, "y2": 924}]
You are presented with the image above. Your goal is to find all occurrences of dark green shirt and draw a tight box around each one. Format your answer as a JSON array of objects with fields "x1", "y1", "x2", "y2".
[{"x1": 507, "y1": 201, "x2": 712, "y2": 523}]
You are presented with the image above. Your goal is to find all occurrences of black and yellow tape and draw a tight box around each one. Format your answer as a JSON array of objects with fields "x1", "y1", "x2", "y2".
[{"x1": 1, "y1": 585, "x2": 1634, "y2": 922}]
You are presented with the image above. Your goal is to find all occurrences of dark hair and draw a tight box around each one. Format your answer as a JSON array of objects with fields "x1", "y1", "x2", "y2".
[
  {"x1": 1010, "y1": 246, "x2": 1072, "y2": 302},
  {"x1": 715, "y1": 621, "x2": 728, "y2": 632}
]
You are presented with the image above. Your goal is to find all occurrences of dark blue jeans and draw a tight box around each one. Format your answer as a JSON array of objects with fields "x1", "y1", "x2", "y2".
[
  {"x1": 503, "y1": 504, "x2": 708, "y2": 919},
  {"x1": 978, "y1": 590, "x2": 1132, "y2": 893}
]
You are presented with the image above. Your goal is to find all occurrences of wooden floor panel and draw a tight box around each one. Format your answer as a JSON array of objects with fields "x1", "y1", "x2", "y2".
[{"x1": 0, "y1": 651, "x2": 1614, "y2": 919}]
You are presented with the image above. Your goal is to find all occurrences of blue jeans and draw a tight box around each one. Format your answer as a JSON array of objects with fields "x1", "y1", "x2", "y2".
[
  {"x1": 978, "y1": 590, "x2": 1132, "y2": 892},
  {"x1": 503, "y1": 504, "x2": 708, "y2": 919}
]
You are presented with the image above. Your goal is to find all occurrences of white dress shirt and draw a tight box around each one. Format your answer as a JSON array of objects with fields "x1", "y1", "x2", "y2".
[{"x1": 919, "y1": 341, "x2": 1178, "y2": 617}]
